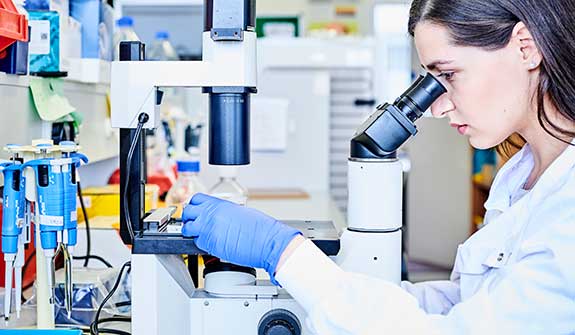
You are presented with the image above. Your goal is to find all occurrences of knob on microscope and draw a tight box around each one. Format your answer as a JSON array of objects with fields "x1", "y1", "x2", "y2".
[{"x1": 258, "y1": 309, "x2": 302, "y2": 335}]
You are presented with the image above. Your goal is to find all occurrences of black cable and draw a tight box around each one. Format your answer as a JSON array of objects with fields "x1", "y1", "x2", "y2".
[
  {"x1": 90, "y1": 261, "x2": 131, "y2": 335},
  {"x1": 77, "y1": 181, "x2": 91, "y2": 267},
  {"x1": 123, "y1": 113, "x2": 149, "y2": 243},
  {"x1": 85, "y1": 328, "x2": 130, "y2": 335},
  {"x1": 73, "y1": 255, "x2": 113, "y2": 268},
  {"x1": 64, "y1": 325, "x2": 131, "y2": 335},
  {"x1": 115, "y1": 301, "x2": 131, "y2": 308}
]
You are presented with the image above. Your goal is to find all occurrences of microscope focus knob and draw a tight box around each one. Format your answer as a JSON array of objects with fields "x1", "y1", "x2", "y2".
[{"x1": 258, "y1": 309, "x2": 301, "y2": 335}]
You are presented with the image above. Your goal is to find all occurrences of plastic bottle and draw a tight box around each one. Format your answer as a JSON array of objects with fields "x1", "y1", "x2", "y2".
[
  {"x1": 147, "y1": 31, "x2": 179, "y2": 61},
  {"x1": 209, "y1": 167, "x2": 248, "y2": 206},
  {"x1": 165, "y1": 157, "x2": 207, "y2": 218},
  {"x1": 113, "y1": 16, "x2": 140, "y2": 61}
]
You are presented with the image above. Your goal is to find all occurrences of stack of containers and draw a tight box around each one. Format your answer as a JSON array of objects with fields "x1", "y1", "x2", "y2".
[
  {"x1": 69, "y1": 0, "x2": 114, "y2": 61},
  {"x1": 0, "y1": 0, "x2": 29, "y2": 74}
]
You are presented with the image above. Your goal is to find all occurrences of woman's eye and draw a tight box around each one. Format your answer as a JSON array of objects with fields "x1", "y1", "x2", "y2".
[{"x1": 438, "y1": 72, "x2": 455, "y2": 81}]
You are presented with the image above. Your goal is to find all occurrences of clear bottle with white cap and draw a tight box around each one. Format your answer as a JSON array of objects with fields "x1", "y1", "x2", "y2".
[
  {"x1": 209, "y1": 167, "x2": 248, "y2": 206},
  {"x1": 113, "y1": 16, "x2": 140, "y2": 61},
  {"x1": 165, "y1": 156, "x2": 207, "y2": 218},
  {"x1": 147, "y1": 31, "x2": 179, "y2": 61}
]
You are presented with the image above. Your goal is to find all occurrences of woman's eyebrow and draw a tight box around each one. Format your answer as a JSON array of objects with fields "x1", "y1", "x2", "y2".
[{"x1": 421, "y1": 60, "x2": 454, "y2": 71}]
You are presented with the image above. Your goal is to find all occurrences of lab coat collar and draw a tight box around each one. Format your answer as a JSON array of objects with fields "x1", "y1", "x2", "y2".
[
  {"x1": 483, "y1": 145, "x2": 533, "y2": 213},
  {"x1": 484, "y1": 139, "x2": 575, "y2": 213}
]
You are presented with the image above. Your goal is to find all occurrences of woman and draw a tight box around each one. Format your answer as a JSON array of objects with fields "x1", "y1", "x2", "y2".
[{"x1": 182, "y1": 0, "x2": 575, "y2": 333}]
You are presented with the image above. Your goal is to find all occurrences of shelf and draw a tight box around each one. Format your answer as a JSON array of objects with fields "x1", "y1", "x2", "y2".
[
  {"x1": 0, "y1": 72, "x2": 29, "y2": 87},
  {"x1": 67, "y1": 58, "x2": 111, "y2": 85}
]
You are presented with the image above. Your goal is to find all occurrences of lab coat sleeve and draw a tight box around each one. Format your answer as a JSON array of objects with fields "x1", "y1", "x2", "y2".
[
  {"x1": 400, "y1": 280, "x2": 460, "y2": 315},
  {"x1": 275, "y1": 240, "x2": 443, "y2": 335},
  {"x1": 277, "y1": 216, "x2": 575, "y2": 335}
]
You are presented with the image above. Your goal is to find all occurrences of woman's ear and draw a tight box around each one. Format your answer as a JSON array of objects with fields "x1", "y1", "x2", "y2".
[{"x1": 511, "y1": 22, "x2": 542, "y2": 70}]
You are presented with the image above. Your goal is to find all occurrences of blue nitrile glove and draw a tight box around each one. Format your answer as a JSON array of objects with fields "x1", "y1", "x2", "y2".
[{"x1": 182, "y1": 193, "x2": 302, "y2": 283}]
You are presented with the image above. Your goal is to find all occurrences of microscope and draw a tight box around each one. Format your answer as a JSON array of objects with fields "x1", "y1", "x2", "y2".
[{"x1": 110, "y1": 1, "x2": 446, "y2": 334}]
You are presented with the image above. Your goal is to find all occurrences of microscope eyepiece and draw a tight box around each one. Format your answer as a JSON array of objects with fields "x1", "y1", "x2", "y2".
[
  {"x1": 350, "y1": 73, "x2": 447, "y2": 159},
  {"x1": 396, "y1": 73, "x2": 447, "y2": 122}
]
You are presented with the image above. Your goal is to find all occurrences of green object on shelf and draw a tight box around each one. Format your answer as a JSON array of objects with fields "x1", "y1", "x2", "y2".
[
  {"x1": 256, "y1": 16, "x2": 300, "y2": 38},
  {"x1": 29, "y1": 77, "x2": 82, "y2": 125}
]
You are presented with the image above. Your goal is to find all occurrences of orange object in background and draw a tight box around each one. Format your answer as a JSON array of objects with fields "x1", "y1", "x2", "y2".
[
  {"x1": 0, "y1": 202, "x2": 37, "y2": 290},
  {"x1": 0, "y1": 0, "x2": 28, "y2": 54}
]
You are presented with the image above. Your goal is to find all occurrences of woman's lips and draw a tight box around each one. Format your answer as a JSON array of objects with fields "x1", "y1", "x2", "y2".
[{"x1": 450, "y1": 123, "x2": 469, "y2": 135}]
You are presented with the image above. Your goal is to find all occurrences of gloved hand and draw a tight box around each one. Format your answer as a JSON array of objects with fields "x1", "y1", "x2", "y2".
[{"x1": 182, "y1": 193, "x2": 302, "y2": 281}]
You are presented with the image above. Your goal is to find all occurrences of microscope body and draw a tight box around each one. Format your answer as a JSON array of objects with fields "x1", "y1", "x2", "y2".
[{"x1": 110, "y1": 0, "x2": 447, "y2": 333}]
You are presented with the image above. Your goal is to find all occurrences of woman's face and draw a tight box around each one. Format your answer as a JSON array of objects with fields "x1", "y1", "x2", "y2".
[{"x1": 414, "y1": 22, "x2": 535, "y2": 149}]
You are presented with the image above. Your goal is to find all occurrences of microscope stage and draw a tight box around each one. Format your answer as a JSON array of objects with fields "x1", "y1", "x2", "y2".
[{"x1": 132, "y1": 220, "x2": 340, "y2": 256}]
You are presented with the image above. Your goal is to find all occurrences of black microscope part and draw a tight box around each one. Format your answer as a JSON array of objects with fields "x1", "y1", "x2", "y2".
[{"x1": 350, "y1": 73, "x2": 447, "y2": 159}]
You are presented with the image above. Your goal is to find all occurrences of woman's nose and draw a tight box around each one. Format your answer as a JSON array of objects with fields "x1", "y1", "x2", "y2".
[{"x1": 430, "y1": 94, "x2": 455, "y2": 118}]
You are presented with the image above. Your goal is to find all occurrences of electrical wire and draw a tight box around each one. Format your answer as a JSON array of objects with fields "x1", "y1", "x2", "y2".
[
  {"x1": 60, "y1": 324, "x2": 131, "y2": 335},
  {"x1": 77, "y1": 181, "x2": 91, "y2": 267},
  {"x1": 123, "y1": 113, "x2": 149, "y2": 244},
  {"x1": 90, "y1": 261, "x2": 131, "y2": 335},
  {"x1": 72, "y1": 255, "x2": 113, "y2": 268}
]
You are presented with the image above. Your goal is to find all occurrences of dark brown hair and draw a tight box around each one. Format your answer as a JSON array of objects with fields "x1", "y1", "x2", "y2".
[{"x1": 408, "y1": 0, "x2": 575, "y2": 158}]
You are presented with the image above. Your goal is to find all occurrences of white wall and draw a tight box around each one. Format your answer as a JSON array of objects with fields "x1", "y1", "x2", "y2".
[{"x1": 257, "y1": 0, "x2": 309, "y2": 15}]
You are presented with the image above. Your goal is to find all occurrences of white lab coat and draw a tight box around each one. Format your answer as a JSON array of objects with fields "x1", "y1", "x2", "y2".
[{"x1": 276, "y1": 142, "x2": 575, "y2": 335}]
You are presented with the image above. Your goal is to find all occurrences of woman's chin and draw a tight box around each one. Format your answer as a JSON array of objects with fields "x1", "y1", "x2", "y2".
[{"x1": 468, "y1": 135, "x2": 497, "y2": 150}]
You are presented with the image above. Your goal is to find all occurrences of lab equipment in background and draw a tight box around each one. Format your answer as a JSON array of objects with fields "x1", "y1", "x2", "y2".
[
  {"x1": 28, "y1": 10, "x2": 61, "y2": 74},
  {"x1": 0, "y1": 34, "x2": 29, "y2": 74},
  {"x1": 145, "y1": 121, "x2": 177, "y2": 196},
  {"x1": 165, "y1": 156, "x2": 206, "y2": 218},
  {"x1": 52, "y1": 267, "x2": 129, "y2": 326},
  {"x1": 76, "y1": 184, "x2": 159, "y2": 223},
  {"x1": 113, "y1": 16, "x2": 139, "y2": 61},
  {"x1": 209, "y1": 166, "x2": 247, "y2": 205},
  {"x1": 1, "y1": 159, "x2": 27, "y2": 323},
  {"x1": 69, "y1": 0, "x2": 113, "y2": 61},
  {"x1": 147, "y1": 31, "x2": 178, "y2": 61},
  {"x1": 0, "y1": 0, "x2": 29, "y2": 75},
  {"x1": 24, "y1": 0, "x2": 74, "y2": 73},
  {"x1": 1, "y1": 141, "x2": 88, "y2": 328},
  {"x1": 22, "y1": 143, "x2": 88, "y2": 321},
  {"x1": 0, "y1": 0, "x2": 29, "y2": 54},
  {"x1": 255, "y1": 16, "x2": 300, "y2": 38}
]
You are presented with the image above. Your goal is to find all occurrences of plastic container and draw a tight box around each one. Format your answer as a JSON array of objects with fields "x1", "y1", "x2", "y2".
[
  {"x1": 147, "y1": 30, "x2": 179, "y2": 61},
  {"x1": 165, "y1": 158, "x2": 206, "y2": 218},
  {"x1": 209, "y1": 167, "x2": 248, "y2": 205},
  {"x1": 0, "y1": 28, "x2": 28, "y2": 74},
  {"x1": 0, "y1": 0, "x2": 29, "y2": 53},
  {"x1": 28, "y1": 10, "x2": 60, "y2": 73},
  {"x1": 113, "y1": 16, "x2": 139, "y2": 61},
  {"x1": 69, "y1": 0, "x2": 114, "y2": 60}
]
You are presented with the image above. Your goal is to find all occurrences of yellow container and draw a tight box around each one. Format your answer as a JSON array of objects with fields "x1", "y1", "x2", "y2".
[{"x1": 77, "y1": 184, "x2": 160, "y2": 223}]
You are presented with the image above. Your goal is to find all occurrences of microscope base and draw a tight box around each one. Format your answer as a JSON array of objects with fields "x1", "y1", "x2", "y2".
[{"x1": 132, "y1": 254, "x2": 311, "y2": 335}]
